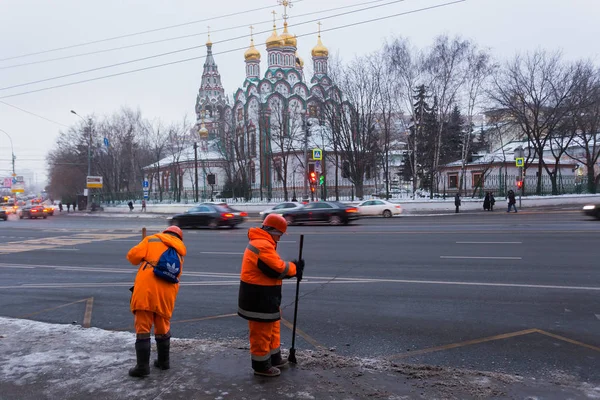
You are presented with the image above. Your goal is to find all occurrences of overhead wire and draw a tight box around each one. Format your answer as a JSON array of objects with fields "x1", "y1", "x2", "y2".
[
  {"x1": 0, "y1": 0, "x2": 392, "y2": 71},
  {"x1": 0, "y1": 0, "x2": 466, "y2": 100},
  {"x1": 0, "y1": 2, "x2": 305, "y2": 63},
  {"x1": 0, "y1": 101, "x2": 69, "y2": 127},
  {"x1": 0, "y1": 0, "x2": 412, "y2": 91}
]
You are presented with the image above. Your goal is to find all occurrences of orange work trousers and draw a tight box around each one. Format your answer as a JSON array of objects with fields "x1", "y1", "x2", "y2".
[
  {"x1": 134, "y1": 310, "x2": 170, "y2": 340},
  {"x1": 248, "y1": 320, "x2": 280, "y2": 364}
]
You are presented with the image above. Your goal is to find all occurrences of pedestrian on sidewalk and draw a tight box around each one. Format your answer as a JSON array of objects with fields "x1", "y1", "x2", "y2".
[
  {"x1": 128, "y1": 201, "x2": 134, "y2": 212},
  {"x1": 238, "y1": 214, "x2": 304, "y2": 377},
  {"x1": 58, "y1": 203, "x2": 63, "y2": 213},
  {"x1": 483, "y1": 192, "x2": 491, "y2": 211},
  {"x1": 126, "y1": 226, "x2": 186, "y2": 378},
  {"x1": 507, "y1": 190, "x2": 517, "y2": 213},
  {"x1": 72, "y1": 202, "x2": 76, "y2": 212},
  {"x1": 141, "y1": 199, "x2": 147, "y2": 212},
  {"x1": 67, "y1": 203, "x2": 71, "y2": 213},
  {"x1": 490, "y1": 193, "x2": 495, "y2": 211},
  {"x1": 454, "y1": 193, "x2": 461, "y2": 213}
]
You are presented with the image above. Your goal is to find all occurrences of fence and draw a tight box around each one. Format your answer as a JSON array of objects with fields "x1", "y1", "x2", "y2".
[{"x1": 95, "y1": 174, "x2": 596, "y2": 205}]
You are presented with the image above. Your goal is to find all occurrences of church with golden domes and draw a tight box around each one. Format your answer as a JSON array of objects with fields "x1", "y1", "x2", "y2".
[{"x1": 189, "y1": 2, "x2": 349, "y2": 201}]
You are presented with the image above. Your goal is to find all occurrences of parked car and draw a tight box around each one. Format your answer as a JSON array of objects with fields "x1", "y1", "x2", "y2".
[
  {"x1": 357, "y1": 199, "x2": 402, "y2": 218},
  {"x1": 19, "y1": 205, "x2": 48, "y2": 219},
  {"x1": 582, "y1": 204, "x2": 600, "y2": 220},
  {"x1": 168, "y1": 203, "x2": 247, "y2": 229},
  {"x1": 0, "y1": 209, "x2": 7, "y2": 221},
  {"x1": 259, "y1": 201, "x2": 303, "y2": 220},
  {"x1": 280, "y1": 201, "x2": 359, "y2": 226}
]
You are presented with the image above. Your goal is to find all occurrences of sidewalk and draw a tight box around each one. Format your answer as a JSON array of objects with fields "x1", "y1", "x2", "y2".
[{"x1": 1, "y1": 317, "x2": 597, "y2": 399}]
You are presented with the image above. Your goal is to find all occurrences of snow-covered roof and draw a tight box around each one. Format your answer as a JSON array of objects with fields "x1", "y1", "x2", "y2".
[{"x1": 143, "y1": 140, "x2": 225, "y2": 170}]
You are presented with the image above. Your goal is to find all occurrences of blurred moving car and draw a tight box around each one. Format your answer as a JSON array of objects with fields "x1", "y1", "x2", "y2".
[
  {"x1": 281, "y1": 201, "x2": 359, "y2": 226},
  {"x1": 43, "y1": 204, "x2": 55, "y2": 216},
  {"x1": 357, "y1": 199, "x2": 402, "y2": 218},
  {"x1": 19, "y1": 205, "x2": 48, "y2": 219},
  {"x1": 582, "y1": 204, "x2": 600, "y2": 220},
  {"x1": 0, "y1": 209, "x2": 7, "y2": 221},
  {"x1": 168, "y1": 203, "x2": 247, "y2": 229},
  {"x1": 259, "y1": 201, "x2": 303, "y2": 220}
]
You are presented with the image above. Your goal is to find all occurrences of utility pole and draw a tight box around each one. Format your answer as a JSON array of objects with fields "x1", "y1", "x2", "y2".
[
  {"x1": 302, "y1": 112, "x2": 309, "y2": 202},
  {"x1": 71, "y1": 110, "x2": 92, "y2": 210},
  {"x1": 194, "y1": 142, "x2": 199, "y2": 203}
]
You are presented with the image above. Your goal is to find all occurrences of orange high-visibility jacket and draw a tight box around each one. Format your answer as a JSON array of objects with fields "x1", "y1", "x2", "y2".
[
  {"x1": 127, "y1": 233, "x2": 187, "y2": 319},
  {"x1": 238, "y1": 227, "x2": 297, "y2": 322}
]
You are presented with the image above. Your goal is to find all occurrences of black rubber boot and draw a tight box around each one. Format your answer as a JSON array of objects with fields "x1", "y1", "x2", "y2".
[
  {"x1": 154, "y1": 338, "x2": 170, "y2": 370},
  {"x1": 129, "y1": 339, "x2": 151, "y2": 377},
  {"x1": 271, "y1": 351, "x2": 289, "y2": 368}
]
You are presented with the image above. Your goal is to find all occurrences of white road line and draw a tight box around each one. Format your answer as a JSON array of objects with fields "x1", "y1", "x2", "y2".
[
  {"x1": 440, "y1": 256, "x2": 522, "y2": 260},
  {"x1": 456, "y1": 241, "x2": 522, "y2": 244},
  {"x1": 595, "y1": 314, "x2": 600, "y2": 321},
  {"x1": 200, "y1": 251, "x2": 244, "y2": 255},
  {"x1": 40, "y1": 248, "x2": 80, "y2": 251},
  {"x1": 278, "y1": 241, "x2": 297, "y2": 243}
]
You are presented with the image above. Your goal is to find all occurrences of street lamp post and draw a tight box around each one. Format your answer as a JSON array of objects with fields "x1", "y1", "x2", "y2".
[
  {"x1": 0, "y1": 129, "x2": 16, "y2": 176},
  {"x1": 194, "y1": 142, "x2": 199, "y2": 203},
  {"x1": 70, "y1": 110, "x2": 92, "y2": 209}
]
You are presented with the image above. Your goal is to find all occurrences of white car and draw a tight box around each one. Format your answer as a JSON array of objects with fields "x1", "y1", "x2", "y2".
[
  {"x1": 357, "y1": 199, "x2": 402, "y2": 218},
  {"x1": 259, "y1": 202, "x2": 303, "y2": 220}
]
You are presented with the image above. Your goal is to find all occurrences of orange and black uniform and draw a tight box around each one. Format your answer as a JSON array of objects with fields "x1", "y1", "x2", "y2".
[
  {"x1": 127, "y1": 233, "x2": 186, "y2": 340},
  {"x1": 238, "y1": 227, "x2": 297, "y2": 371}
]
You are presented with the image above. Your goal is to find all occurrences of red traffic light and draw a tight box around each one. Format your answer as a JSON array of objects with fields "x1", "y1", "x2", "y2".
[
  {"x1": 516, "y1": 180, "x2": 523, "y2": 189},
  {"x1": 309, "y1": 172, "x2": 317, "y2": 183}
]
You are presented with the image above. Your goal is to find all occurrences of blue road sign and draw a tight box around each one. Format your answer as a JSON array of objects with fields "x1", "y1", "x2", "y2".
[{"x1": 143, "y1": 180, "x2": 149, "y2": 188}]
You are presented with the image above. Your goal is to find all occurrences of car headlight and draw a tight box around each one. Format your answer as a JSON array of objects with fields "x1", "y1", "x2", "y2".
[{"x1": 583, "y1": 205, "x2": 596, "y2": 210}]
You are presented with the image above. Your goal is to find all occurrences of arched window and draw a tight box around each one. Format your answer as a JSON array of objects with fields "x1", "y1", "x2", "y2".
[{"x1": 248, "y1": 161, "x2": 256, "y2": 184}]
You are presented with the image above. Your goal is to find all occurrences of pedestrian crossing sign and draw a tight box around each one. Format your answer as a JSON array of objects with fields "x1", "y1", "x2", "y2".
[
  {"x1": 312, "y1": 149, "x2": 322, "y2": 160},
  {"x1": 515, "y1": 157, "x2": 524, "y2": 167}
]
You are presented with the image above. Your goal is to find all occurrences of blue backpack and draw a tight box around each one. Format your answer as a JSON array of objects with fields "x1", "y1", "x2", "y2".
[{"x1": 150, "y1": 247, "x2": 182, "y2": 283}]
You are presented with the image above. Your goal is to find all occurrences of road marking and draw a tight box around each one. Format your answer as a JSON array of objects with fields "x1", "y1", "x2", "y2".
[
  {"x1": 200, "y1": 251, "x2": 244, "y2": 255},
  {"x1": 112, "y1": 313, "x2": 238, "y2": 331},
  {"x1": 456, "y1": 241, "x2": 522, "y2": 244},
  {"x1": 388, "y1": 328, "x2": 600, "y2": 361},
  {"x1": 281, "y1": 317, "x2": 326, "y2": 350},
  {"x1": 0, "y1": 233, "x2": 138, "y2": 254},
  {"x1": 535, "y1": 329, "x2": 600, "y2": 353},
  {"x1": 388, "y1": 329, "x2": 538, "y2": 360},
  {"x1": 41, "y1": 248, "x2": 80, "y2": 251},
  {"x1": 596, "y1": 314, "x2": 600, "y2": 321},
  {"x1": 278, "y1": 240, "x2": 297, "y2": 243},
  {"x1": 440, "y1": 256, "x2": 522, "y2": 260},
  {"x1": 17, "y1": 297, "x2": 89, "y2": 318},
  {"x1": 83, "y1": 297, "x2": 94, "y2": 328}
]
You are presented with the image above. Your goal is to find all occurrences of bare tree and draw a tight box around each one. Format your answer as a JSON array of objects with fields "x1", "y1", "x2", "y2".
[
  {"x1": 144, "y1": 120, "x2": 168, "y2": 201},
  {"x1": 491, "y1": 50, "x2": 580, "y2": 194},
  {"x1": 564, "y1": 62, "x2": 600, "y2": 193},
  {"x1": 424, "y1": 35, "x2": 472, "y2": 197},
  {"x1": 385, "y1": 37, "x2": 424, "y2": 197},
  {"x1": 165, "y1": 116, "x2": 191, "y2": 202}
]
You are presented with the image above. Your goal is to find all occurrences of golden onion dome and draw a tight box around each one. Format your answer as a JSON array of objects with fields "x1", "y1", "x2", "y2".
[
  {"x1": 266, "y1": 25, "x2": 283, "y2": 49},
  {"x1": 279, "y1": 22, "x2": 297, "y2": 47},
  {"x1": 311, "y1": 35, "x2": 329, "y2": 57},
  {"x1": 244, "y1": 38, "x2": 261, "y2": 61}
]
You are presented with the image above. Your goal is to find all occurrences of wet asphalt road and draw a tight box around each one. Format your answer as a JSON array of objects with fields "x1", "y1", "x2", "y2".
[{"x1": 0, "y1": 208, "x2": 598, "y2": 384}]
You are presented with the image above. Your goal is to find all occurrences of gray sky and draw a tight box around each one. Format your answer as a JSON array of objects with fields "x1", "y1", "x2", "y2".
[{"x1": 0, "y1": 0, "x2": 599, "y2": 186}]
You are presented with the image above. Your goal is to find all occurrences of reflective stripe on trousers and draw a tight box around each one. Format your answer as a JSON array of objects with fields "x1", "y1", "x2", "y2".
[{"x1": 249, "y1": 320, "x2": 280, "y2": 364}]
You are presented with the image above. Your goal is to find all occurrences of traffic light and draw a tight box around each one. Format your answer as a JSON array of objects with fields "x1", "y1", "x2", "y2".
[
  {"x1": 309, "y1": 171, "x2": 317, "y2": 184},
  {"x1": 516, "y1": 180, "x2": 523, "y2": 189},
  {"x1": 319, "y1": 175, "x2": 324, "y2": 186}
]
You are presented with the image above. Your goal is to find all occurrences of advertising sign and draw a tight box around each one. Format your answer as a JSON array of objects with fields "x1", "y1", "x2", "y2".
[{"x1": 86, "y1": 176, "x2": 103, "y2": 188}]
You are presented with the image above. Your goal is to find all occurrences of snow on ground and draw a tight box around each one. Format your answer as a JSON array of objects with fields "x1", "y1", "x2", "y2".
[{"x1": 2, "y1": 317, "x2": 599, "y2": 399}]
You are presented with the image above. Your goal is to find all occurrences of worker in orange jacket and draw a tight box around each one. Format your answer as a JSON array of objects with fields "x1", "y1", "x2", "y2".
[
  {"x1": 238, "y1": 214, "x2": 304, "y2": 377},
  {"x1": 126, "y1": 226, "x2": 186, "y2": 377}
]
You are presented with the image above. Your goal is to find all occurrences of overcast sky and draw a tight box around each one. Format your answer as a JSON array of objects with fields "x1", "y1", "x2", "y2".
[{"x1": 1, "y1": 0, "x2": 599, "y2": 186}]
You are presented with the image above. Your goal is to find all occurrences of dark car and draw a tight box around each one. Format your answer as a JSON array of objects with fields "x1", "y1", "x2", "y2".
[
  {"x1": 0, "y1": 209, "x2": 7, "y2": 221},
  {"x1": 20, "y1": 205, "x2": 48, "y2": 219},
  {"x1": 582, "y1": 204, "x2": 600, "y2": 219},
  {"x1": 168, "y1": 203, "x2": 247, "y2": 229},
  {"x1": 280, "y1": 201, "x2": 359, "y2": 226}
]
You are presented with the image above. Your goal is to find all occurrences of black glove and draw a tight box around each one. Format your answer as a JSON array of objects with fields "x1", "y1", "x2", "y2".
[{"x1": 293, "y1": 259, "x2": 305, "y2": 281}]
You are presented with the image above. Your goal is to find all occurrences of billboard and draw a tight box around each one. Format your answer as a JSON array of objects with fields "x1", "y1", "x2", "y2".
[{"x1": 86, "y1": 176, "x2": 103, "y2": 188}]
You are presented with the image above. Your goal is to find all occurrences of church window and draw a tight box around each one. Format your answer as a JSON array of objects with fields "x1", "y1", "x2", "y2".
[
  {"x1": 249, "y1": 127, "x2": 257, "y2": 157},
  {"x1": 248, "y1": 162, "x2": 256, "y2": 184}
]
